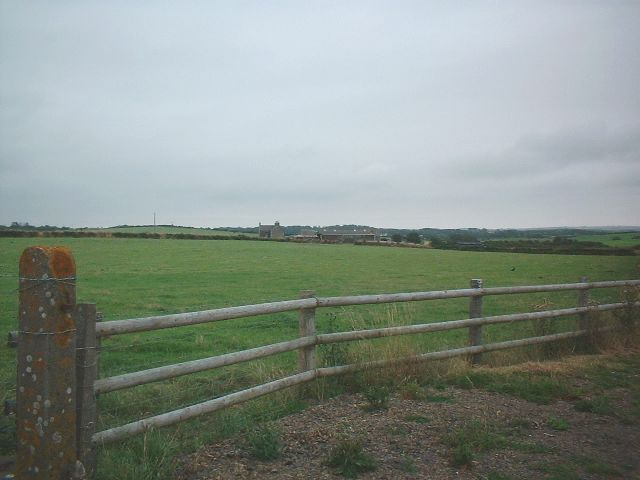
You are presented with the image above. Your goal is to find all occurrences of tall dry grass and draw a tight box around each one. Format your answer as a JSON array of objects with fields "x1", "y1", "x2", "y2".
[{"x1": 315, "y1": 291, "x2": 640, "y2": 395}]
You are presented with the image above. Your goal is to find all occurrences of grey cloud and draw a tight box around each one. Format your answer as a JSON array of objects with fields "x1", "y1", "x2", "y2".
[
  {"x1": 1, "y1": 2, "x2": 639, "y2": 228},
  {"x1": 514, "y1": 126, "x2": 640, "y2": 165},
  {"x1": 449, "y1": 125, "x2": 640, "y2": 182}
]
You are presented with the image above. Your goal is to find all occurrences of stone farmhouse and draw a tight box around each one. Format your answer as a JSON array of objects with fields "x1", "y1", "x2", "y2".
[{"x1": 258, "y1": 221, "x2": 285, "y2": 239}]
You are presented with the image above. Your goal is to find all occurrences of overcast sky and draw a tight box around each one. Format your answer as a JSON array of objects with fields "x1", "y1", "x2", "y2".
[{"x1": 1, "y1": 1, "x2": 639, "y2": 229}]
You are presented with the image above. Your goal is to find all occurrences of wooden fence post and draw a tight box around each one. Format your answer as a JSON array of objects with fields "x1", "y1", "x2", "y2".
[
  {"x1": 468, "y1": 279, "x2": 484, "y2": 365},
  {"x1": 16, "y1": 246, "x2": 80, "y2": 478},
  {"x1": 298, "y1": 291, "x2": 316, "y2": 373},
  {"x1": 577, "y1": 276, "x2": 591, "y2": 349},
  {"x1": 75, "y1": 303, "x2": 98, "y2": 478}
]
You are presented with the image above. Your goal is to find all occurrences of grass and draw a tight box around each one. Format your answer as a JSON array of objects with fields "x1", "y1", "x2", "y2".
[
  {"x1": 546, "y1": 416, "x2": 569, "y2": 431},
  {"x1": 403, "y1": 414, "x2": 430, "y2": 424},
  {"x1": 449, "y1": 371, "x2": 577, "y2": 404},
  {"x1": 244, "y1": 423, "x2": 283, "y2": 460},
  {"x1": 424, "y1": 354, "x2": 640, "y2": 428},
  {"x1": 97, "y1": 225, "x2": 257, "y2": 237},
  {"x1": 511, "y1": 441, "x2": 552, "y2": 454},
  {"x1": 442, "y1": 419, "x2": 552, "y2": 465},
  {"x1": 398, "y1": 380, "x2": 426, "y2": 400},
  {"x1": 425, "y1": 393, "x2": 454, "y2": 403},
  {"x1": 0, "y1": 237, "x2": 638, "y2": 478},
  {"x1": 537, "y1": 455, "x2": 624, "y2": 480},
  {"x1": 443, "y1": 420, "x2": 509, "y2": 466},
  {"x1": 0, "y1": 416, "x2": 16, "y2": 456},
  {"x1": 573, "y1": 232, "x2": 640, "y2": 248},
  {"x1": 388, "y1": 424, "x2": 409, "y2": 436},
  {"x1": 574, "y1": 395, "x2": 614, "y2": 415},
  {"x1": 507, "y1": 418, "x2": 534, "y2": 430},
  {"x1": 536, "y1": 462, "x2": 581, "y2": 480},
  {"x1": 398, "y1": 456, "x2": 417, "y2": 473},
  {"x1": 361, "y1": 385, "x2": 392, "y2": 411},
  {"x1": 575, "y1": 455, "x2": 623, "y2": 476},
  {"x1": 487, "y1": 472, "x2": 516, "y2": 480},
  {"x1": 451, "y1": 442, "x2": 474, "y2": 467},
  {"x1": 578, "y1": 353, "x2": 640, "y2": 422},
  {"x1": 326, "y1": 438, "x2": 377, "y2": 478},
  {"x1": 492, "y1": 231, "x2": 640, "y2": 248}
]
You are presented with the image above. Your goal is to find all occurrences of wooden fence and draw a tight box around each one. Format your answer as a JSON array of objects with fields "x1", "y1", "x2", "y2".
[{"x1": 11, "y1": 246, "x2": 640, "y2": 478}]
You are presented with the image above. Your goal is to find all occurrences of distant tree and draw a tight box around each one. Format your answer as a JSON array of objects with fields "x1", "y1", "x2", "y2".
[
  {"x1": 391, "y1": 234, "x2": 403, "y2": 243},
  {"x1": 448, "y1": 232, "x2": 478, "y2": 243},
  {"x1": 552, "y1": 236, "x2": 574, "y2": 245},
  {"x1": 429, "y1": 237, "x2": 446, "y2": 248},
  {"x1": 405, "y1": 232, "x2": 422, "y2": 244},
  {"x1": 10, "y1": 221, "x2": 33, "y2": 229}
]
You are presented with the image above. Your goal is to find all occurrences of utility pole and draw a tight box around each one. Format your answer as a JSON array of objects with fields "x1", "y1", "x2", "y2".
[{"x1": 154, "y1": 212, "x2": 156, "y2": 233}]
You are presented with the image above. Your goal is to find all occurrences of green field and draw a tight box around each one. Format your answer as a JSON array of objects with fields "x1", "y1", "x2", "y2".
[
  {"x1": 0, "y1": 238, "x2": 638, "y2": 478},
  {"x1": 492, "y1": 231, "x2": 640, "y2": 248},
  {"x1": 572, "y1": 232, "x2": 640, "y2": 247}
]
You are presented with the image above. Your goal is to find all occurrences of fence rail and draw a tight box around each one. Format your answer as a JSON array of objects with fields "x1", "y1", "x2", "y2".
[
  {"x1": 93, "y1": 280, "x2": 640, "y2": 337},
  {"x1": 93, "y1": 301, "x2": 635, "y2": 395},
  {"x1": 10, "y1": 246, "x2": 640, "y2": 479},
  {"x1": 92, "y1": 325, "x2": 625, "y2": 446},
  {"x1": 94, "y1": 335, "x2": 317, "y2": 394}
]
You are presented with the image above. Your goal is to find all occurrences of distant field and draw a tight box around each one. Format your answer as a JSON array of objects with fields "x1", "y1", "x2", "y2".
[
  {"x1": 572, "y1": 232, "x2": 640, "y2": 247},
  {"x1": 94, "y1": 225, "x2": 258, "y2": 237},
  {"x1": 0, "y1": 237, "x2": 638, "y2": 478},
  {"x1": 492, "y1": 231, "x2": 640, "y2": 248}
]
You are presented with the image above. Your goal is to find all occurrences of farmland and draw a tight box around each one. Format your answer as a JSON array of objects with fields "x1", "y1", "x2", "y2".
[
  {"x1": 0, "y1": 237, "x2": 638, "y2": 478},
  {"x1": 572, "y1": 231, "x2": 640, "y2": 248},
  {"x1": 92, "y1": 225, "x2": 258, "y2": 237}
]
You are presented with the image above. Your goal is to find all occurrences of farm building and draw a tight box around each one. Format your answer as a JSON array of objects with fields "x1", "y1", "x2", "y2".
[
  {"x1": 318, "y1": 227, "x2": 378, "y2": 243},
  {"x1": 455, "y1": 241, "x2": 485, "y2": 249},
  {"x1": 258, "y1": 221, "x2": 285, "y2": 239},
  {"x1": 293, "y1": 229, "x2": 319, "y2": 240}
]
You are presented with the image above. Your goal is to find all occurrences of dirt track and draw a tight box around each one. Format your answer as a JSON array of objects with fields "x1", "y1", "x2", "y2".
[{"x1": 177, "y1": 366, "x2": 639, "y2": 480}]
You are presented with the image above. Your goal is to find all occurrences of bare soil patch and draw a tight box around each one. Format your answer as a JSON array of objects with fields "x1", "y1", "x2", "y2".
[{"x1": 177, "y1": 373, "x2": 639, "y2": 479}]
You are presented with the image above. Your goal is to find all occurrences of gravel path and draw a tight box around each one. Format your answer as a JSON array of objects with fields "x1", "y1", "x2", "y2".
[{"x1": 176, "y1": 384, "x2": 639, "y2": 479}]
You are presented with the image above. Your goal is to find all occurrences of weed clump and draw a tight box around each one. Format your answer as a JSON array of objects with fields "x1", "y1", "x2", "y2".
[
  {"x1": 326, "y1": 438, "x2": 377, "y2": 478},
  {"x1": 487, "y1": 471, "x2": 516, "y2": 480},
  {"x1": 451, "y1": 442, "x2": 474, "y2": 467},
  {"x1": 361, "y1": 384, "x2": 392, "y2": 411},
  {"x1": 536, "y1": 462, "x2": 580, "y2": 480},
  {"x1": 398, "y1": 380, "x2": 426, "y2": 400},
  {"x1": 403, "y1": 414, "x2": 430, "y2": 424},
  {"x1": 547, "y1": 416, "x2": 569, "y2": 431},
  {"x1": 443, "y1": 419, "x2": 551, "y2": 467},
  {"x1": 245, "y1": 423, "x2": 283, "y2": 461},
  {"x1": 442, "y1": 420, "x2": 508, "y2": 467},
  {"x1": 574, "y1": 396, "x2": 613, "y2": 415},
  {"x1": 425, "y1": 393, "x2": 454, "y2": 403},
  {"x1": 507, "y1": 418, "x2": 533, "y2": 431},
  {"x1": 398, "y1": 456, "x2": 417, "y2": 473},
  {"x1": 388, "y1": 424, "x2": 409, "y2": 436}
]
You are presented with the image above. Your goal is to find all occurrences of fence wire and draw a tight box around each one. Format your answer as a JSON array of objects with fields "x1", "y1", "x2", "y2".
[{"x1": 98, "y1": 330, "x2": 205, "y2": 351}]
